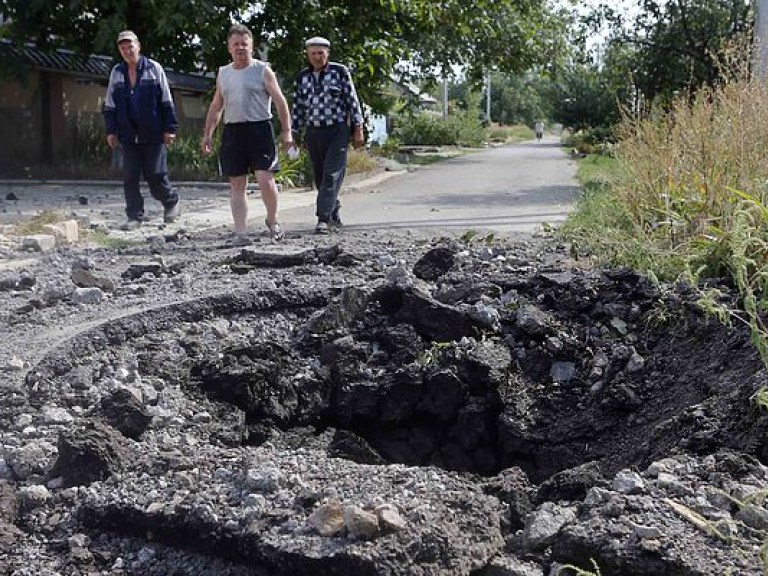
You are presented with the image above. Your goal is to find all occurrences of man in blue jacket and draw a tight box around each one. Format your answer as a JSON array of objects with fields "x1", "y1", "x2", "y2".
[{"x1": 103, "y1": 30, "x2": 180, "y2": 231}]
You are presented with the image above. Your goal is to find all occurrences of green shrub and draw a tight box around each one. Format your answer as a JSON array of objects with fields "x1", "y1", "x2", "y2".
[
  {"x1": 453, "y1": 109, "x2": 486, "y2": 147},
  {"x1": 392, "y1": 109, "x2": 486, "y2": 147},
  {"x1": 395, "y1": 113, "x2": 457, "y2": 145},
  {"x1": 168, "y1": 132, "x2": 220, "y2": 181},
  {"x1": 564, "y1": 126, "x2": 615, "y2": 155},
  {"x1": 275, "y1": 146, "x2": 312, "y2": 188}
]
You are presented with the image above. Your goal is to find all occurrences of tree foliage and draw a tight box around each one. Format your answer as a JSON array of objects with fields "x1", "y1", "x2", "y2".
[
  {"x1": 489, "y1": 73, "x2": 551, "y2": 126},
  {"x1": 549, "y1": 63, "x2": 621, "y2": 132},
  {"x1": 598, "y1": 0, "x2": 752, "y2": 107},
  {"x1": 0, "y1": 0, "x2": 569, "y2": 113}
]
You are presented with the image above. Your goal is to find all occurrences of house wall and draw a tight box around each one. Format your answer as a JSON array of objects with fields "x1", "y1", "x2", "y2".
[
  {"x1": 0, "y1": 70, "x2": 209, "y2": 176},
  {"x1": 0, "y1": 72, "x2": 44, "y2": 173}
]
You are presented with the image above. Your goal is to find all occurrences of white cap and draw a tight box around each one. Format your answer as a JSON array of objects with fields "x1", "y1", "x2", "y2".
[
  {"x1": 305, "y1": 36, "x2": 330, "y2": 48},
  {"x1": 116, "y1": 30, "x2": 139, "y2": 44}
]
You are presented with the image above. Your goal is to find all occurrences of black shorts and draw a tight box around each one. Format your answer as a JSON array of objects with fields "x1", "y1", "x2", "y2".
[{"x1": 220, "y1": 121, "x2": 280, "y2": 177}]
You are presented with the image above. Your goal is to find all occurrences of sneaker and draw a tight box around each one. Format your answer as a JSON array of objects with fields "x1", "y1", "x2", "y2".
[
  {"x1": 315, "y1": 221, "x2": 330, "y2": 235},
  {"x1": 265, "y1": 219, "x2": 285, "y2": 241},
  {"x1": 120, "y1": 219, "x2": 142, "y2": 231},
  {"x1": 163, "y1": 202, "x2": 180, "y2": 223}
]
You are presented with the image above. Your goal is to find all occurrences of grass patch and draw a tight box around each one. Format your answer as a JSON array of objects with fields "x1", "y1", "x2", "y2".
[
  {"x1": 86, "y1": 229, "x2": 134, "y2": 249},
  {"x1": 488, "y1": 123, "x2": 537, "y2": 143},
  {"x1": 347, "y1": 148, "x2": 379, "y2": 174},
  {"x1": 558, "y1": 155, "x2": 686, "y2": 281},
  {"x1": 408, "y1": 154, "x2": 453, "y2": 166}
]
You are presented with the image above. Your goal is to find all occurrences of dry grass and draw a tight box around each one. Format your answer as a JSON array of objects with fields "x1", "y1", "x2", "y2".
[
  {"x1": 12, "y1": 210, "x2": 70, "y2": 236},
  {"x1": 347, "y1": 148, "x2": 380, "y2": 174},
  {"x1": 564, "y1": 36, "x2": 768, "y2": 284},
  {"x1": 611, "y1": 37, "x2": 768, "y2": 257},
  {"x1": 615, "y1": 78, "x2": 768, "y2": 245}
]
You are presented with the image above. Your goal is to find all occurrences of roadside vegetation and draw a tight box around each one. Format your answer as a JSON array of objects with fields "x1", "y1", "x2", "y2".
[{"x1": 559, "y1": 40, "x2": 768, "y2": 371}]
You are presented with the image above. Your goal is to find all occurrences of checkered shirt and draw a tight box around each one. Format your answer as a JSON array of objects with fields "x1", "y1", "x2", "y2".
[{"x1": 291, "y1": 62, "x2": 363, "y2": 133}]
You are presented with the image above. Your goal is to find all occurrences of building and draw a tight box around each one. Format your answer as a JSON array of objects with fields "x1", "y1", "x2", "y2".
[{"x1": 0, "y1": 39, "x2": 212, "y2": 176}]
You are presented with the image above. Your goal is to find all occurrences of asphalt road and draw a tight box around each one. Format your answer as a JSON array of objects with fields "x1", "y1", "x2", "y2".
[
  {"x1": 279, "y1": 135, "x2": 581, "y2": 236},
  {"x1": 0, "y1": 135, "x2": 580, "y2": 241}
]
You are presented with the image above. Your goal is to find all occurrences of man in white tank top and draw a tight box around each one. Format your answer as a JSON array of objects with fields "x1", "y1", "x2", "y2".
[{"x1": 201, "y1": 24, "x2": 294, "y2": 241}]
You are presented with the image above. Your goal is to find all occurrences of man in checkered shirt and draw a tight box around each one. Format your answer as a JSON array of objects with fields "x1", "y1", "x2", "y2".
[{"x1": 291, "y1": 36, "x2": 365, "y2": 234}]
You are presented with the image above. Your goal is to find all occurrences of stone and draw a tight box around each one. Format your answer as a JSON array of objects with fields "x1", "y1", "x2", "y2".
[
  {"x1": 516, "y1": 303, "x2": 553, "y2": 337},
  {"x1": 42, "y1": 220, "x2": 79, "y2": 245},
  {"x1": 308, "y1": 500, "x2": 345, "y2": 536},
  {"x1": 522, "y1": 503, "x2": 577, "y2": 551},
  {"x1": 48, "y1": 420, "x2": 133, "y2": 487},
  {"x1": 344, "y1": 505, "x2": 380, "y2": 540},
  {"x1": 550, "y1": 361, "x2": 576, "y2": 383},
  {"x1": 70, "y1": 267, "x2": 115, "y2": 292},
  {"x1": 100, "y1": 388, "x2": 152, "y2": 440},
  {"x1": 413, "y1": 245, "x2": 457, "y2": 280},
  {"x1": 20, "y1": 485, "x2": 51, "y2": 508},
  {"x1": 375, "y1": 503, "x2": 408, "y2": 532},
  {"x1": 22, "y1": 234, "x2": 56, "y2": 252},
  {"x1": 613, "y1": 469, "x2": 645, "y2": 494}
]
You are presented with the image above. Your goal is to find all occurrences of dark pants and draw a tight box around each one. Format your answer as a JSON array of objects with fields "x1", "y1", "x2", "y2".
[
  {"x1": 122, "y1": 142, "x2": 177, "y2": 221},
  {"x1": 305, "y1": 124, "x2": 348, "y2": 223}
]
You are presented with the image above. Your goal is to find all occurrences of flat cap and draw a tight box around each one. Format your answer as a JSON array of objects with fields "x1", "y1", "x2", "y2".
[
  {"x1": 305, "y1": 36, "x2": 330, "y2": 48},
  {"x1": 116, "y1": 30, "x2": 139, "y2": 44}
]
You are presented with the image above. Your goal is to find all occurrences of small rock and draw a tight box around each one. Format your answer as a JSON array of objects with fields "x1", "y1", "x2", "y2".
[
  {"x1": 344, "y1": 505, "x2": 380, "y2": 540},
  {"x1": 22, "y1": 234, "x2": 57, "y2": 252},
  {"x1": 632, "y1": 522, "x2": 663, "y2": 539},
  {"x1": 20, "y1": 485, "x2": 52, "y2": 508},
  {"x1": 613, "y1": 469, "x2": 645, "y2": 494},
  {"x1": 308, "y1": 500, "x2": 345, "y2": 537},
  {"x1": 375, "y1": 503, "x2": 408, "y2": 533},
  {"x1": 6, "y1": 356, "x2": 25, "y2": 371},
  {"x1": 71, "y1": 287, "x2": 105, "y2": 305}
]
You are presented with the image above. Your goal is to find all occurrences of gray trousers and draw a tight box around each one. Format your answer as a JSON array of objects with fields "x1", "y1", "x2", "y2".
[{"x1": 305, "y1": 123, "x2": 348, "y2": 223}]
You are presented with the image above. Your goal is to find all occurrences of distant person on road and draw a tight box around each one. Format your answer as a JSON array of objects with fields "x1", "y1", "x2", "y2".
[
  {"x1": 103, "y1": 30, "x2": 180, "y2": 231},
  {"x1": 534, "y1": 121, "x2": 545, "y2": 142},
  {"x1": 291, "y1": 36, "x2": 365, "y2": 234},
  {"x1": 201, "y1": 24, "x2": 293, "y2": 242}
]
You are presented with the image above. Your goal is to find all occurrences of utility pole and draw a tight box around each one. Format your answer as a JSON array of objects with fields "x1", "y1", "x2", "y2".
[
  {"x1": 756, "y1": 0, "x2": 768, "y2": 80},
  {"x1": 485, "y1": 69, "x2": 491, "y2": 123},
  {"x1": 442, "y1": 74, "x2": 449, "y2": 119}
]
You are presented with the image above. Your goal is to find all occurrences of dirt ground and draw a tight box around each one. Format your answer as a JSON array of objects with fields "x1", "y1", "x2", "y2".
[{"x1": 1, "y1": 208, "x2": 768, "y2": 574}]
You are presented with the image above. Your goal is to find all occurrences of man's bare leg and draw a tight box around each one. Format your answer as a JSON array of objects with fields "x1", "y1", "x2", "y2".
[
  {"x1": 256, "y1": 170, "x2": 279, "y2": 226},
  {"x1": 229, "y1": 175, "x2": 249, "y2": 234}
]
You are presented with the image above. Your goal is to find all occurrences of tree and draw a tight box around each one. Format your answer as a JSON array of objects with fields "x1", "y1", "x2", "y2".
[
  {"x1": 549, "y1": 63, "x2": 620, "y2": 132},
  {"x1": 486, "y1": 72, "x2": 551, "y2": 126},
  {"x1": 603, "y1": 0, "x2": 752, "y2": 107},
  {"x1": 0, "y1": 0, "x2": 570, "y2": 113}
]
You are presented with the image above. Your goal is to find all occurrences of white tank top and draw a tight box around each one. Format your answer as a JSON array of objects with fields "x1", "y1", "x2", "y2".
[{"x1": 218, "y1": 60, "x2": 273, "y2": 123}]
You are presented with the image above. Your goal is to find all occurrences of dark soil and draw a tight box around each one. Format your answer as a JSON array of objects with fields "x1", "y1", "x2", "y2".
[{"x1": 1, "y1": 226, "x2": 768, "y2": 575}]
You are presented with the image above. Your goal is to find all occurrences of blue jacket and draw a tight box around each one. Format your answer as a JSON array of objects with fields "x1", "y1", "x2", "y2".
[{"x1": 103, "y1": 55, "x2": 178, "y2": 145}]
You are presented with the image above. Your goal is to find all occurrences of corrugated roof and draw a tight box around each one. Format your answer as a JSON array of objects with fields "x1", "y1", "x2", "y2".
[{"x1": 0, "y1": 39, "x2": 212, "y2": 93}]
